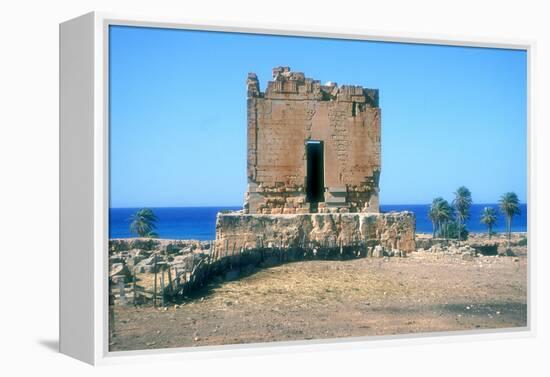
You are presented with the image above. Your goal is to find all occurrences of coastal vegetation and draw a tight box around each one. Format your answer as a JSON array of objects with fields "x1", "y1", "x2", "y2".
[
  {"x1": 499, "y1": 192, "x2": 521, "y2": 243},
  {"x1": 480, "y1": 207, "x2": 498, "y2": 239},
  {"x1": 428, "y1": 197, "x2": 453, "y2": 240},
  {"x1": 129, "y1": 208, "x2": 159, "y2": 238},
  {"x1": 444, "y1": 222, "x2": 468, "y2": 241},
  {"x1": 428, "y1": 188, "x2": 522, "y2": 241},
  {"x1": 452, "y1": 186, "x2": 472, "y2": 242}
]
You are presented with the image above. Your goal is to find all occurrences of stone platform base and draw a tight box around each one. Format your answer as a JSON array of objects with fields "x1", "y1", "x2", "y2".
[{"x1": 214, "y1": 211, "x2": 416, "y2": 258}]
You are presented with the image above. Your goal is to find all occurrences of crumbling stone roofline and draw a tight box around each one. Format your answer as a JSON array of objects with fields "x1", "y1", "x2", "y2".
[
  {"x1": 245, "y1": 66, "x2": 381, "y2": 214},
  {"x1": 247, "y1": 66, "x2": 379, "y2": 107}
]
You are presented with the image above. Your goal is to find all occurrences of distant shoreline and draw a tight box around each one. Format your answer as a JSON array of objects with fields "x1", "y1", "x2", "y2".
[{"x1": 110, "y1": 205, "x2": 527, "y2": 240}]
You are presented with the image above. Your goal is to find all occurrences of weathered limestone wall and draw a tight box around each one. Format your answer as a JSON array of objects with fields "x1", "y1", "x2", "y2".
[
  {"x1": 215, "y1": 211, "x2": 416, "y2": 257},
  {"x1": 246, "y1": 67, "x2": 381, "y2": 214}
]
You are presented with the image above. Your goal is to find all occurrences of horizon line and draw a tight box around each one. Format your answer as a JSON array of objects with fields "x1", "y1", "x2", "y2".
[{"x1": 109, "y1": 202, "x2": 527, "y2": 210}]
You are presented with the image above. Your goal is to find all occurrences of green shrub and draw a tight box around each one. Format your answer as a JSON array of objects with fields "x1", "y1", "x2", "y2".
[{"x1": 438, "y1": 222, "x2": 469, "y2": 240}]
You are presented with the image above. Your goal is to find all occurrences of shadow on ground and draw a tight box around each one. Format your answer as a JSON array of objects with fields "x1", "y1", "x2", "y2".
[{"x1": 38, "y1": 339, "x2": 59, "y2": 352}]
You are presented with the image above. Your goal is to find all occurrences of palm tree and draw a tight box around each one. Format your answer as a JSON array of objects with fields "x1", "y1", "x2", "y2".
[
  {"x1": 452, "y1": 186, "x2": 472, "y2": 242},
  {"x1": 129, "y1": 208, "x2": 159, "y2": 238},
  {"x1": 480, "y1": 207, "x2": 498, "y2": 239},
  {"x1": 499, "y1": 192, "x2": 521, "y2": 243},
  {"x1": 429, "y1": 197, "x2": 443, "y2": 238},
  {"x1": 430, "y1": 197, "x2": 453, "y2": 241},
  {"x1": 439, "y1": 200, "x2": 453, "y2": 241}
]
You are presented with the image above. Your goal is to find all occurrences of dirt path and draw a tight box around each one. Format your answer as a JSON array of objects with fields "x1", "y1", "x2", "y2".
[{"x1": 110, "y1": 253, "x2": 527, "y2": 351}]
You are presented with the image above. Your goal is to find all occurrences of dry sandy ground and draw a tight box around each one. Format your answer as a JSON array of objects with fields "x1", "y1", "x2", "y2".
[{"x1": 110, "y1": 253, "x2": 527, "y2": 352}]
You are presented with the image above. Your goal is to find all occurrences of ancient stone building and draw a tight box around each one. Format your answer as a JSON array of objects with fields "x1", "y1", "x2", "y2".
[
  {"x1": 245, "y1": 67, "x2": 381, "y2": 214},
  {"x1": 214, "y1": 67, "x2": 415, "y2": 257}
]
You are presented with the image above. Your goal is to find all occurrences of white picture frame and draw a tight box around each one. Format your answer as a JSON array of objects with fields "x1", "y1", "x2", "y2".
[{"x1": 59, "y1": 11, "x2": 535, "y2": 365}]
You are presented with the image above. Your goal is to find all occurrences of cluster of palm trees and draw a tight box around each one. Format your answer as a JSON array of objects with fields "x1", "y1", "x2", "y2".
[
  {"x1": 129, "y1": 208, "x2": 159, "y2": 238},
  {"x1": 481, "y1": 192, "x2": 522, "y2": 241},
  {"x1": 428, "y1": 186, "x2": 472, "y2": 241},
  {"x1": 429, "y1": 188, "x2": 521, "y2": 241}
]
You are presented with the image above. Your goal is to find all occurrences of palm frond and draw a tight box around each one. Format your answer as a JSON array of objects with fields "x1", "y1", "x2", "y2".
[{"x1": 129, "y1": 208, "x2": 159, "y2": 237}]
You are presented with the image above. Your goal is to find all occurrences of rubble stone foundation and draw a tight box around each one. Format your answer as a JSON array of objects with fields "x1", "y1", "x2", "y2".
[{"x1": 215, "y1": 211, "x2": 416, "y2": 257}]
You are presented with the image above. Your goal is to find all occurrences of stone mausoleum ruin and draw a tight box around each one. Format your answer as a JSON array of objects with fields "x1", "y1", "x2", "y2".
[
  {"x1": 245, "y1": 66, "x2": 381, "y2": 214},
  {"x1": 215, "y1": 67, "x2": 415, "y2": 256}
]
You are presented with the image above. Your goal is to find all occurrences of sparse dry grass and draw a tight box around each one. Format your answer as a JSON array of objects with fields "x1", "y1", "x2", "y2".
[{"x1": 110, "y1": 253, "x2": 527, "y2": 351}]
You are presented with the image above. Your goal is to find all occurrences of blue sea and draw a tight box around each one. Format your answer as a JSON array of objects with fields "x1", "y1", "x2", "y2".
[{"x1": 109, "y1": 204, "x2": 527, "y2": 240}]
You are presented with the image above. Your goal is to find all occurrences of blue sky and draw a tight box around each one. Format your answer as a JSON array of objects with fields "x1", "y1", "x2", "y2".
[{"x1": 109, "y1": 25, "x2": 527, "y2": 208}]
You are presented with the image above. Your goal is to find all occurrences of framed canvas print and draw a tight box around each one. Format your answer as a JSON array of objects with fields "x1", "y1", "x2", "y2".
[{"x1": 60, "y1": 12, "x2": 533, "y2": 365}]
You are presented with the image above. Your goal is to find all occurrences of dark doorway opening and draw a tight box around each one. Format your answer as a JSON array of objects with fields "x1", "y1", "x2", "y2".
[{"x1": 306, "y1": 141, "x2": 325, "y2": 204}]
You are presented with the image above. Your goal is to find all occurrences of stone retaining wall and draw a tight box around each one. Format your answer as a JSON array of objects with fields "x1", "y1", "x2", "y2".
[{"x1": 215, "y1": 211, "x2": 415, "y2": 258}]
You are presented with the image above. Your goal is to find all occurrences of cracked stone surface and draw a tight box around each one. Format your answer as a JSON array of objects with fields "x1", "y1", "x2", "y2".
[{"x1": 245, "y1": 67, "x2": 381, "y2": 214}]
